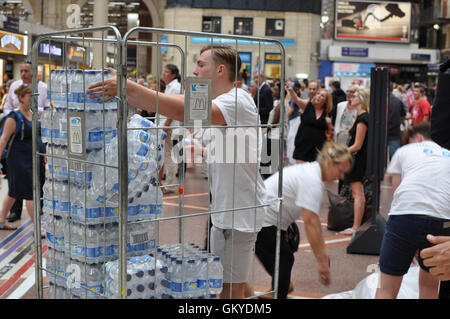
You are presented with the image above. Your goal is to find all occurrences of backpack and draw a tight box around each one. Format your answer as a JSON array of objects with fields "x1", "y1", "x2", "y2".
[{"x1": 0, "y1": 110, "x2": 25, "y2": 160}]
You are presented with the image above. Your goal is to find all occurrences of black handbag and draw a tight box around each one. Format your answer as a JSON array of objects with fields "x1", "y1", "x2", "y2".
[{"x1": 286, "y1": 222, "x2": 300, "y2": 253}]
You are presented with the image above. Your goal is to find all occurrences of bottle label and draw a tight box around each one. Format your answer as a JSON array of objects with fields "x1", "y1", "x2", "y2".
[
  {"x1": 138, "y1": 130, "x2": 149, "y2": 143},
  {"x1": 105, "y1": 207, "x2": 119, "y2": 218},
  {"x1": 128, "y1": 205, "x2": 139, "y2": 217},
  {"x1": 86, "y1": 283, "x2": 104, "y2": 296},
  {"x1": 208, "y1": 279, "x2": 222, "y2": 289},
  {"x1": 46, "y1": 232, "x2": 55, "y2": 246},
  {"x1": 184, "y1": 281, "x2": 197, "y2": 292},
  {"x1": 54, "y1": 235, "x2": 64, "y2": 249},
  {"x1": 136, "y1": 143, "x2": 149, "y2": 157},
  {"x1": 171, "y1": 281, "x2": 182, "y2": 293},
  {"x1": 138, "y1": 204, "x2": 151, "y2": 216},
  {"x1": 87, "y1": 130, "x2": 104, "y2": 143},
  {"x1": 198, "y1": 279, "x2": 207, "y2": 290}
]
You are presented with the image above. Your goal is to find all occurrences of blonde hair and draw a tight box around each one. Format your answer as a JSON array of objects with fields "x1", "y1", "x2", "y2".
[
  {"x1": 14, "y1": 84, "x2": 32, "y2": 98},
  {"x1": 356, "y1": 88, "x2": 370, "y2": 113},
  {"x1": 316, "y1": 141, "x2": 354, "y2": 168}
]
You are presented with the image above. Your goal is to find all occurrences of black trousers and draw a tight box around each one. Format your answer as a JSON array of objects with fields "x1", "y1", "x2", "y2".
[
  {"x1": 255, "y1": 226, "x2": 294, "y2": 299},
  {"x1": 440, "y1": 281, "x2": 450, "y2": 299}
]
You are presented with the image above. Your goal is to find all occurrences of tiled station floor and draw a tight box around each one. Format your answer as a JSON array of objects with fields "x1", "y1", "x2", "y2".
[{"x1": 0, "y1": 163, "x2": 395, "y2": 299}]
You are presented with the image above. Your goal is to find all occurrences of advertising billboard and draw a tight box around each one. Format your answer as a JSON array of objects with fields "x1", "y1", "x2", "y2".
[
  {"x1": 0, "y1": 30, "x2": 28, "y2": 55},
  {"x1": 335, "y1": 1, "x2": 411, "y2": 43}
]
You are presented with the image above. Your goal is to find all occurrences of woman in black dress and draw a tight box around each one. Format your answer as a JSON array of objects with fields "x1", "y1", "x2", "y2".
[
  {"x1": 285, "y1": 85, "x2": 333, "y2": 163},
  {"x1": 339, "y1": 88, "x2": 370, "y2": 236},
  {"x1": 0, "y1": 85, "x2": 45, "y2": 230}
]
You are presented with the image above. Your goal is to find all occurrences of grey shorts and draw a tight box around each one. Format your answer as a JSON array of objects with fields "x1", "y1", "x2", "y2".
[{"x1": 210, "y1": 226, "x2": 258, "y2": 284}]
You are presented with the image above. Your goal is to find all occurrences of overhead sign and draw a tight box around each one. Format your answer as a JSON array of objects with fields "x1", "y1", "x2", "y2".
[
  {"x1": 342, "y1": 47, "x2": 369, "y2": 57},
  {"x1": 68, "y1": 44, "x2": 88, "y2": 63},
  {"x1": 264, "y1": 53, "x2": 282, "y2": 64},
  {"x1": 0, "y1": 30, "x2": 27, "y2": 55},
  {"x1": 411, "y1": 53, "x2": 431, "y2": 62},
  {"x1": 4, "y1": 17, "x2": 20, "y2": 33},
  {"x1": 335, "y1": 1, "x2": 411, "y2": 43},
  {"x1": 190, "y1": 37, "x2": 295, "y2": 47},
  {"x1": 38, "y1": 41, "x2": 63, "y2": 60}
]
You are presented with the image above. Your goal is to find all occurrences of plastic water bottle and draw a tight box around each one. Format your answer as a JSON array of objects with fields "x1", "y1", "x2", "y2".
[
  {"x1": 53, "y1": 216, "x2": 65, "y2": 252},
  {"x1": 57, "y1": 108, "x2": 68, "y2": 146},
  {"x1": 171, "y1": 259, "x2": 183, "y2": 299},
  {"x1": 197, "y1": 256, "x2": 208, "y2": 299},
  {"x1": 42, "y1": 178, "x2": 55, "y2": 216},
  {"x1": 85, "y1": 263, "x2": 104, "y2": 298},
  {"x1": 103, "y1": 223, "x2": 118, "y2": 260},
  {"x1": 40, "y1": 106, "x2": 53, "y2": 143},
  {"x1": 155, "y1": 252, "x2": 169, "y2": 298},
  {"x1": 208, "y1": 255, "x2": 223, "y2": 295},
  {"x1": 86, "y1": 111, "x2": 104, "y2": 150},
  {"x1": 48, "y1": 145, "x2": 68, "y2": 182},
  {"x1": 129, "y1": 138, "x2": 150, "y2": 158},
  {"x1": 71, "y1": 222, "x2": 83, "y2": 262},
  {"x1": 135, "y1": 191, "x2": 151, "y2": 220},
  {"x1": 183, "y1": 258, "x2": 198, "y2": 299},
  {"x1": 54, "y1": 249, "x2": 67, "y2": 286},
  {"x1": 71, "y1": 70, "x2": 84, "y2": 111},
  {"x1": 128, "y1": 113, "x2": 153, "y2": 131},
  {"x1": 85, "y1": 224, "x2": 101, "y2": 263},
  {"x1": 45, "y1": 247, "x2": 57, "y2": 284},
  {"x1": 55, "y1": 181, "x2": 70, "y2": 218},
  {"x1": 104, "y1": 110, "x2": 118, "y2": 143},
  {"x1": 155, "y1": 250, "x2": 169, "y2": 298}
]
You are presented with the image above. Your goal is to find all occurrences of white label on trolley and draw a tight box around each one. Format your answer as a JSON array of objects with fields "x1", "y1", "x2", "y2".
[
  {"x1": 189, "y1": 83, "x2": 209, "y2": 120},
  {"x1": 69, "y1": 116, "x2": 83, "y2": 154},
  {"x1": 184, "y1": 77, "x2": 211, "y2": 127}
]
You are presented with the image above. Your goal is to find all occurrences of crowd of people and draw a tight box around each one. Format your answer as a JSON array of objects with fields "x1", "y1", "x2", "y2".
[{"x1": 0, "y1": 47, "x2": 448, "y2": 300}]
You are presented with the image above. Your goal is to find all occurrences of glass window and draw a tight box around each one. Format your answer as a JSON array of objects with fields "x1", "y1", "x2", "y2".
[
  {"x1": 266, "y1": 18, "x2": 285, "y2": 37},
  {"x1": 234, "y1": 17, "x2": 253, "y2": 35},
  {"x1": 202, "y1": 16, "x2": 222, "y2": 33}
]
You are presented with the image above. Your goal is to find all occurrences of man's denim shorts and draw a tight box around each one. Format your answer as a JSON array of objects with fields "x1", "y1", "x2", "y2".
[{"x1": 379, "y1": 214, "x2": 450, "y2": 276}]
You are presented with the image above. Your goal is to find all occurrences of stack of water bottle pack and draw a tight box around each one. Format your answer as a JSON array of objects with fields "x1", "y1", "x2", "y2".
[
  {"x1": 42, "y1": 69, "x2": 167, "y2": 298},
  {"x1": 41, "y1": 69, "x2": 167, "y2": 224},
  {"x1": 104, "y1": 243, "x2": 223, "y2": 299}
]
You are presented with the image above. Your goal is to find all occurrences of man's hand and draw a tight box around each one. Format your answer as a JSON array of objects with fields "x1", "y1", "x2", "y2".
[
  {"x1": 421, "y1": 235, "x2": 450, "y2": 281},
  {"x1": 87, "y1": 67, "x2": 118, "y2": 103}
]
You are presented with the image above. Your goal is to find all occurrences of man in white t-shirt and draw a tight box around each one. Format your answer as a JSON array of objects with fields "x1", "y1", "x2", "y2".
[
  {"x1": 376, "y1": 122, "x2": 450, "y2": 299},
  {"x1": 88, "y1": 44, "x2": 266, "y2": 299},
  {"x1": 160, "y1": 64, "x2": 182, "y2": 194}
]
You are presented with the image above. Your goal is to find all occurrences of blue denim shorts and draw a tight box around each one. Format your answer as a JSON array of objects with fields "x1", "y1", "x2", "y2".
[{"x1": 379, "y1": 214, "x2": 450, "y2": 276}]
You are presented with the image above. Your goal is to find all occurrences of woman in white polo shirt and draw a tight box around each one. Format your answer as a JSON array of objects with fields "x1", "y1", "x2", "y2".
[{"x1": 254, "y1": 142, "x2": 353, "y2": 298}]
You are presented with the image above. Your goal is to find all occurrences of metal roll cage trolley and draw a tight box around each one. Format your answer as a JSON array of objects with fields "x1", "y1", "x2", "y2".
[{"x1": 31, "y1": 25, "x2": 286, "y2": 299}]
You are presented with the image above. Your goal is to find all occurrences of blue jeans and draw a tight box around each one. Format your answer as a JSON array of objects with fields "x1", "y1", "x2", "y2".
[
  {"x1": 388, "y1": 139, "x2": 401, "y2": 160},
  {"x1": 379, "y1": 215, "x2": 450, "y2": 276}
]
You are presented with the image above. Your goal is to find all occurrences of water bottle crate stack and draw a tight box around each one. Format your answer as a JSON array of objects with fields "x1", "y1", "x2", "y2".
[
  {"x1": 104, "y1": 243, "x2": 223, "y2": 299},
  {"x1": 42, "y1": 69, "x2": 167, "y2": 299}
]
